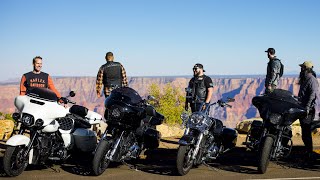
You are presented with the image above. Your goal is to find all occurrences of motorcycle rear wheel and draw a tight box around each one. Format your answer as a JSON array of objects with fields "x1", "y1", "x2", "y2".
[
  {"x1": 3, "y1": 145, "x2": 29, "y2": 177},
  {"x1": 92, "y1": 139, "x2": 113, "y2": 176},
  {"x1": 258, "y1": 136, "x2": 274, "y2": 174},
  {"x1": 176, "y1": 145, "x2": 194, "y2": 176}
]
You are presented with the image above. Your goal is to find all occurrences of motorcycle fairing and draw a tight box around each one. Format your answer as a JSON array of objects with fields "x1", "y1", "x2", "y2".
[{"x1": 15, "y1": 95, "x2": 68, "y2": 126}]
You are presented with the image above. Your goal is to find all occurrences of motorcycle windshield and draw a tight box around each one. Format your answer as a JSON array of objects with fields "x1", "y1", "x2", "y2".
[
  {"x1": 106, "y1": 87, "x2": 143, "y2": 106},
  {"x1": 252, "y1": 89, "x2": 303, "y2": 113},
  {"x1": 252, "y1": 89, "x2": 306, "y2": 124},
  {"x1": 26, "y1": 88, "x2": 58, "y2": 102}
]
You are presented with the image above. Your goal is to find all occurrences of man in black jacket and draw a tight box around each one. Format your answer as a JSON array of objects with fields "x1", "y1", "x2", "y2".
[
  {"x1": 298, "y1": 61, "x2": 318, "y2": 158},
  {"x1": 185, "y1": 63, "x2": 214, "y2": 112},
  {"x1": 96, "y1": 52, "x2": 128, "y2": 98},
  {"x1": 265, "y1": 48, "x2": 283, "y2": 94}
]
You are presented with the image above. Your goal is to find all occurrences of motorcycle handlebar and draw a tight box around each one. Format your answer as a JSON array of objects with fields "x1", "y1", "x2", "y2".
[{"x1": 59, "y1": 97, "x2": 76, "y2": 105}]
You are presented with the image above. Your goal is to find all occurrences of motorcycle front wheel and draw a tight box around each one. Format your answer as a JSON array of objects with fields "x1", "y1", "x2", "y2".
[
  {"x1": 3, "y1": 145, "x2": 29, "y2": 177},
  {"x1": 92, "y1": 138, "x2": 114, "y2": 176},
  {"x1": 176, "y1": 145, "x2": 194, "y2": 176},
  {"x1": 258, "y1": 136, "x2": 274, "y2": 174}
]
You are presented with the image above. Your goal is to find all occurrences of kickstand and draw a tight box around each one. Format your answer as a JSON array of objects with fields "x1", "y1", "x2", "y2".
[
  {"x1": 275, "y1": 160, "x2": 291, "y2": 170},
  {"x1": 45, "y1": 165, "x2": 61, "y2": 173},
  {"x1": 202, "y1": 161, "x2": 220, "y2": 172},
  {"x1": 121, "y1": 160, "x2": 139, "y2": 171}
]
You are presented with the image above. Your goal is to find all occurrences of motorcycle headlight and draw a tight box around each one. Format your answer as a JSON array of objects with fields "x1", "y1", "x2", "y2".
[
  {"x1": 21, "y1": 113, "x2": 34, "y2": 127},
  {"x1": 12, "y1": 113, "x2": 20, "y2": 121},
  {"x1": 190, "y1": 113, "x2": 205, "y2": 125},
  {"x1": 180, "y1": 112, "x2": 189, "y2": 121},
  {"x1": 268, "y1": 113, "x2": 283, "y2": 125}
]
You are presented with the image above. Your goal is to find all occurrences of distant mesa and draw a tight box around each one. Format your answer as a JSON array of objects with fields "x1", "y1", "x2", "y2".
[{"x1": 0, "y1": 76, "x2": 319, "y2": 128}]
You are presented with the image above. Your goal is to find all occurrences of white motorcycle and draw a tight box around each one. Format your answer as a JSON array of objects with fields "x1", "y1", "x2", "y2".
[{"x1": 3, "y1": 88, "x2": 102, "y2": 177}]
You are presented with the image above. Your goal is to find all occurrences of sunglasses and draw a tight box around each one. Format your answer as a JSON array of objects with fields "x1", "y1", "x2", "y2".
[{"x1": 193, "y1": 67, "x2": 199, "y2": 71}]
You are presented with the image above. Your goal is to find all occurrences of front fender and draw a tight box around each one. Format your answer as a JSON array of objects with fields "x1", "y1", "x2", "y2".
[{"x1": 6, "y1": 135, "x2": 30, "y2": 146}]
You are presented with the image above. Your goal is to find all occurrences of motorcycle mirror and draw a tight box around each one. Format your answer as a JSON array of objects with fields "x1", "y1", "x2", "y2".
[
  {"x1": 227, "y1": 97, "x2": 235, "y2": 102},
  {"x1": 69, "y1": 91, "x2": 76, "y2": 97},
  {"x1": 147, "y1": 95, "x2": 156, "y2": 101}
]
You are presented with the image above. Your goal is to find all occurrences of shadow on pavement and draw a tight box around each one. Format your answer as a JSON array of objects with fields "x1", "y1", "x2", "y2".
[
  {"x1": 0, "y1": 144, "x2": 319, "y2": 177},
  {"x1": 274, "y1": 146, "x2": 320, "y2": 172},
  {"x1": 133, "y1": 148, "x2": 179, "y2": 176}
]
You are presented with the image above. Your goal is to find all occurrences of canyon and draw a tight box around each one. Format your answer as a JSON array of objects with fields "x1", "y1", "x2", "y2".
[{"x1": 0, "y1": 76, "x2": 319, "y2": 128}]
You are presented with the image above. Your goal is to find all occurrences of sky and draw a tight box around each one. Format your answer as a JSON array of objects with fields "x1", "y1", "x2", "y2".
[{"x1": 1, "y1": 0, "x2": 320, "y2": 81}]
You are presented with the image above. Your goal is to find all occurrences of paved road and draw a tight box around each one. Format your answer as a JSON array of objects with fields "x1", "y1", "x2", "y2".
[{"x1": 0, "y1": 137, "x2": 320, "y2": 180}]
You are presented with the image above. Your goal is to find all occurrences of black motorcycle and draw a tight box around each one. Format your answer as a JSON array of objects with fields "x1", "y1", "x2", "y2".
[
  {"x1": 244, "y1": 89, "x2": 306, "y2": 174},
  {"x1": 92, "y1": 87, "x2": 164, "y2": 176},
  {"x1": 176, "y1": 98, "x2": 238, "y2": 175}
]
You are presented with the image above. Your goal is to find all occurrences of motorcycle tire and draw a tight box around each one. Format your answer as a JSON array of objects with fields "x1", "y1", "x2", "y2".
[
  {"x1": 3, "y1": 145, "x2": 29, "y2": 177},
  {"x1": 258, "y1": 136, "x2": 274, "y2": 174},
  {"x1": 92, "y1": 139, "x2": 113, "y2": 176},
  {"x1": 176, "y1": 145, "x2": 193, "y2": 176}
]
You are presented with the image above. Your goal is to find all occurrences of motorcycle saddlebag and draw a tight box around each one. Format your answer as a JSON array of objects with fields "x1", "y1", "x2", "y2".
[
  {"x1": 143, "y1": 128, "x2": 161, "y2": 149},
  {"x1": 73, "y1": 128, "x2": 97, "y2": 152},
  {"x1": 250, "y1": 120, "x2": 263, "y2": 139},
  {"x1": 222, "y1": 128, "x2": 238, "y2": 149}
]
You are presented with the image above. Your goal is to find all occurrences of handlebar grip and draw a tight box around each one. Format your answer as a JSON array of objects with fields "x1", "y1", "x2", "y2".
[{"x1": 226, "y1": 104, "x2": 232, "y2": 108}]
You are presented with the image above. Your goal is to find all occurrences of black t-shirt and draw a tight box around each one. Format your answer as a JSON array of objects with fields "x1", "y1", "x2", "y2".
[
  {"x1": 188, "y1": 75, "x2": 214, "y2": 89},
  {"x1": 187, "y1": 75, "x2": 214, "y2": 104}
]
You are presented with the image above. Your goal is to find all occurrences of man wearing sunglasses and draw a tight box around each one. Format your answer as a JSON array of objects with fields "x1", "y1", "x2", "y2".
[{"x1": 185, "y1": 63, "x2": 214, "y2": 112}]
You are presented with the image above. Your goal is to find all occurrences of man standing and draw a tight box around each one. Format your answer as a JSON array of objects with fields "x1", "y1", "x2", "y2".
[
  {"x1": 96, "y1": 52, "x2": 128, "y2": 98},
  {"x1": 185, "y1": 63, "x2": 214, "y2": 112},
  {"x1": 264, "y1": 48, "x2": 283, "y2": 94},
  {"x1": 298, "y1": 61, "x2": 318, "y2": 159},
  {"x1": 20, "y1": 56, "x2": 61, "y2": 98}
]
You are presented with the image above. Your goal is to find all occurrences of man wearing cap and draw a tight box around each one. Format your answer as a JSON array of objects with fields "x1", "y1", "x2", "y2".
[
  {"x1": 96, "y1": 52, "x2": 128, "y2": 98},
  {"x1": 264, "y1": 48, "x2": 283, "y2": 94},
  {"x1": 185, "y1": 63, "x2": 214, "y2": 112},
  {"x1": 298, "y1": 61, "x2": 318, "y2": 159}
]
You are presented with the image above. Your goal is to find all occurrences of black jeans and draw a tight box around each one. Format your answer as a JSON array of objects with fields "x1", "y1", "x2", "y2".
[
  {"x1": 190, "y1": 103, "x2": 203, "y2": 113},
  {"x1": 299, "y1": 107, "x2": 316, "y2": 153}
]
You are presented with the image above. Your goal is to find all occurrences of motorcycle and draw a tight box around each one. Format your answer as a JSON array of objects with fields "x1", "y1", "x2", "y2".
[
  {"x1": 3, "y1": 88, "x2": 102, "y2": 177},
  {"x1": 91, "y1": 87, "x2": 164, "y2": 176},
  {"x1": 176, "y1": 98, "x2": 238, "y2": 176},
  {"x1": 244, "y1": 89, "x2": 306, "y2": 174}
]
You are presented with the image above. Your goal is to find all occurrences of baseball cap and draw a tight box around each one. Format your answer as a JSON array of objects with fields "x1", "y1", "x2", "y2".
[
  {"x1": 193, "y1": 63, "x2": 205, "y2": 72},
  {"x1": 106, "y1": 52, "x2": 113, "y2": 57},
  {"x1": 265, "y1": 48, "x2": 276, "y2": 55},
  {"x1": 299, "y1": 61, "x2": 313, "y2": 69}
]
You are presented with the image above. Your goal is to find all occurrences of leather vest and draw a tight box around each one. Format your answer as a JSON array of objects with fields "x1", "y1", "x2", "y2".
[
  {"x1": 24, "y1": 72, "x2": 49, "y2": 93},
  {"x1": 102, "y1": 61, "x2": 122, "y2": 87},
  {"x1": 190, "y1": 76, "x2": 207, "y2": 103}
]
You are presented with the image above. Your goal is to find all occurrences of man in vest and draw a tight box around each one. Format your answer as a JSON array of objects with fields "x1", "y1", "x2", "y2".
[
  {"x1": 185, "y1": 63, "x2": 214, "y2": 112},
  {"x1": 20, "y1": 56, "x2": 61, "y2": 98},
  {"x1": 264, "y1": 48, "x2": 283, "y2": 94},
  {"x1": 96, "y1": 52, "x2": 128, "y2": 98}
]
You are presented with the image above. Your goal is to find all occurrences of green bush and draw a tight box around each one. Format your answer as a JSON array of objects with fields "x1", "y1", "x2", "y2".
[{"x1": 148, "y1": 83, "x2": 185, "y2": 124}]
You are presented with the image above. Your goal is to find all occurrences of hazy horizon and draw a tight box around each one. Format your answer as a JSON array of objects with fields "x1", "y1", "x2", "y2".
[{"x1": 1, "y1": 1, "x2": 319, "y2": 81}]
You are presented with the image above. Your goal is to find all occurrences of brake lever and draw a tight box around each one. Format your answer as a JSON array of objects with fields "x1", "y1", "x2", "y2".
[{"x1": 69, "y1": 100, "x2": 76, "y2": 105}]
